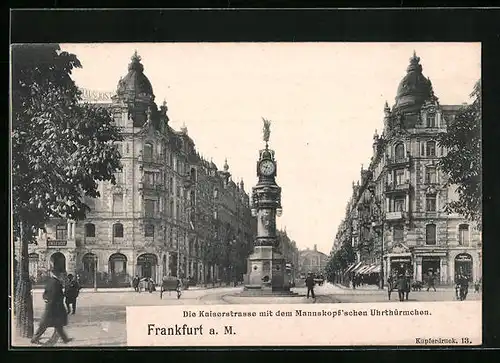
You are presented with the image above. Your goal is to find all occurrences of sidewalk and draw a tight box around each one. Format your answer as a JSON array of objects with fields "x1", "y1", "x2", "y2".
[
  {"x1": 32, "y1": 284, "x2": 232, "y2": 294},
  {"x1": 12, "y1": 322, "x2": 127, "y2": 347},
  {"x1": 334, "y1": 283, "x2": 456, "y2": 292}
]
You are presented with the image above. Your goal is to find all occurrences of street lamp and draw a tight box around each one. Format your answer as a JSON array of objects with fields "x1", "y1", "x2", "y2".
[{"x1": 93, "y1": 254, "x2": 98, "y2": 292}]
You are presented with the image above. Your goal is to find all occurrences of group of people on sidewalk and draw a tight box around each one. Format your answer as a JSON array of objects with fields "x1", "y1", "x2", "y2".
[
  {"x1": 30, "y1": 271, "x2": 81, "y2": 345},
  {"x1": 131, "y1": 275, "x2": 156, "y2": 293}
]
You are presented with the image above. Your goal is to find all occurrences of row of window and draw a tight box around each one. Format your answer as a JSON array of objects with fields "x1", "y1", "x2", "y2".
[
  {"x1": 390, "y1": 165, "x2": 437, "y2": 185},
  {"x1": 392, "y1": 141, "x2": 437, "y2": 161},
  {"x1": 110, "y1": 195, "x2": 190, "y2": 222},
  {"x1": 84, "y1": 222, "x2": 185, "y2": 240},
  {"x1": 392, "y1": 224, "x2": 470, "y2": 245}
]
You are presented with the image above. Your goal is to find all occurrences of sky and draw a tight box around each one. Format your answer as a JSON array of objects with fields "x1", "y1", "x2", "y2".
[{"x1": 60, "y1": 42, "x2": 481, "y2": 255}]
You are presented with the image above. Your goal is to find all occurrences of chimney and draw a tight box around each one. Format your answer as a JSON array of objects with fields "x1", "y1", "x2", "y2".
[{"x1": 314, "y1": 244, "x2": 317, "y2": 251}]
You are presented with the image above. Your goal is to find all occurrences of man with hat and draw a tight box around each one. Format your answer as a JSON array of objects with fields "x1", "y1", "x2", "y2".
[
  {"x1": 64, "y1": 274, "x2": 81, "y2": 315},
  {"x1": 30, "y1": 269, "x2": 73, "y2": 345},
  {"x1": 305, "y1": 272, "x2": 316, "y2": 300},
  {"x1": 395, "y1": 273, "x2": 407, "y2": 302}
]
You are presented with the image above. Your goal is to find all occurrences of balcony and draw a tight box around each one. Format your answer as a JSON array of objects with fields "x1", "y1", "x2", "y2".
[
  {"x1": 386, "y1": 156, "x2": 411, "y2": 168},
  {"x1": 138, "y1": 183, "x2": 165, "y2": 193},
  {"x1": 385, "y1": 181, "x2": 411, "y2": 194},
  {"x1": 138, "y1": 154, "x2": 164, "y2": 166}
]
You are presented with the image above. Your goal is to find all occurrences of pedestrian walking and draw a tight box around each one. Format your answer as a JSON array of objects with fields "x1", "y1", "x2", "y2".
[
  {"x1": 147, "y1": 277, "x2": 155, "y2": 293},
  {"x1": 132, "y1": 275, "x2": 139, "y2": 292},
  {"x1": 305, "y1": 272, "x2": 316, "y2": 300},
  {"x1": 64, "y1": 274, "x2": 80, "y2": 315},
  {"x1": 31, "y1": 270, "x2": 73, "y2": 345},
  {"x1": 403, "y1": 272, "x2": 411, "y2": 301},
  {"x1": 474, "y1": 279, "x2": 481, "y2": 293},
  {"x1": 457, "y1": 274, "x2": 469, "y2": 301},
  {"x1": 426, "y1": 271, "x2": 436, "y2": 292},
  {"x1": 395, "y1": 274, "x2": 406, "y2": 302}
]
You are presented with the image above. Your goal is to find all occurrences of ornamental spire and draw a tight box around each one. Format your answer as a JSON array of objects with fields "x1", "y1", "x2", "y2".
[
  {"x1": 407, "y1": 50, "x2": 422, "y2": 73},
  {"x1": 129, "y1": 50, "x2": 144, "y2": 72},
  {"x1": 262, "y1": 117, "x2": 271, "y2": 147}
]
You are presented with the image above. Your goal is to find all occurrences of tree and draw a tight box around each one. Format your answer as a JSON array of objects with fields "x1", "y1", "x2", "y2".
[
  {"x1": 11, "y1": 44, "x2": 122, "y2": 338},
  {"x1": 438, "y1": 79, "x2": 481, "y2": 227},
  {"x1": 325, "y1": 241, "x2": 355, "y2": 283}
]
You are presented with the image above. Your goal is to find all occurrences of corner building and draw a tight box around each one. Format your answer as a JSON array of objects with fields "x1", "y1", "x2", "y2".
[
  {"x1": 25, "y1": 53, "x2": 255, "y2": 286},
  {"x1": 334, "y1": 53, "x2": 481, "y2": 285}
]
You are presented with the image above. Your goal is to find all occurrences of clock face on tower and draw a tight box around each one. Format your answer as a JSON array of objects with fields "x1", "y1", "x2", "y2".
[{"x1": 259, "y1": 160, "x2": 275, "y2": 176}]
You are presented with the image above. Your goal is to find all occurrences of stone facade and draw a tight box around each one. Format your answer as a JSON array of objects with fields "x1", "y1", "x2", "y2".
[
  {"x1": 277, "y1": 229, "x2": 300, "y2": 282},
  {"x1": 298, "y1": 245, "x2": 328, "y2": 276},
  {"x1": 22, "y1": 52, "x2": 256, "y2": 286},
  {"x1": 332, "y1": 53, "x2": 482, "y2": 285}
]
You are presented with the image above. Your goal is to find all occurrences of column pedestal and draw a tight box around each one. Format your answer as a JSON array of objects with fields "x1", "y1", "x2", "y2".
[{"x1": 243, "y1": 245, "x2": 298, "y2": 296}]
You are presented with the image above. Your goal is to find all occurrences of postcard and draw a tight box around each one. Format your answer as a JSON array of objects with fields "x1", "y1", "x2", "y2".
[{"x1": 10, "y1": 41, "x2": 482, "y2": 347}]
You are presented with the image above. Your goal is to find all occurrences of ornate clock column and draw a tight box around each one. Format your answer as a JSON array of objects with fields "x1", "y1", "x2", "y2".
[{"x1": 245, "y1": 119, "x2": 290, "y2": 294}]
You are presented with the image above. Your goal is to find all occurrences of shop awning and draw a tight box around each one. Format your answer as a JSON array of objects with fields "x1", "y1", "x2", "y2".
[
  {"x1": 352, "y1": 263, "x2": 367, "y2": 274},
  {"x1": 358, "y1": 265, "x2": 372, "y2": 274},
  {"x1": 370, "y1": 265, "x2": 381, "y2": 273},
  {"x1": 344, "y1": 261, "x2": 362, "y2": 274},
  {"x1": 360, "y1": 265, "x2": 376, "y2": 274}
]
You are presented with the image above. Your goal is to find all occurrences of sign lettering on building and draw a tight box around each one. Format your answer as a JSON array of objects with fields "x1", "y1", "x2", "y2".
[
  {"x1": 47, "y1": 240, "x2": 68, "y2": 247},
  {"x1": 455, "y1": 254, "x2": 472, "y2": 262},
  {"x1": 79, "y1": 88, "x2": 114, "y2": 103}
]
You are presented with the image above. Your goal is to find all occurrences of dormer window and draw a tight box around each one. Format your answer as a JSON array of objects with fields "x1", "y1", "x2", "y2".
[
  {"x1": 143, "y1": 142, "x2": 153, "y2": 162},
  {"x1": 427, "y1": 113, "x2": 436, "y2": 128},
  {"x1": 395, "y1": 143, "x2": 405, "y2": 161}
]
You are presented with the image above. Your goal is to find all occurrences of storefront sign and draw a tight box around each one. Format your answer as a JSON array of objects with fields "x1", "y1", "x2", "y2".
[{"x1": 47, "y1": 240, "x2": 67, "y2": 247}]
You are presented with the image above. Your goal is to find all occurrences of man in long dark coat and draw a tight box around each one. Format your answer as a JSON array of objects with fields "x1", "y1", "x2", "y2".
[
  {"x1": 395, "y1": 274, "x2": 407, "y2": 302},
  {"x1": 305, "y1": 272, "x2": 316, "y2": 300},
  {"x1": 64, "y1": 274, "x2": 80, "y2": 315},
  {"x1": 31, "y1": 270, "x2": 72, "y2": 344}
]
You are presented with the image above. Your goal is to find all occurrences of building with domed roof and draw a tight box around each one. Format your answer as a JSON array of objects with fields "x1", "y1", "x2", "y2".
[
  {"x1": 332, "y1": 52, "x2": 481, "y2": 286},
  {"x1": 24, "y1": 52, "x2": 256, "y2": 287}
]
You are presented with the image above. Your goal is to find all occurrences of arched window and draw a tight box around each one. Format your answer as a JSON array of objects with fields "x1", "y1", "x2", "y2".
[
  {"x1": 56, "y1": 223, "x2": 67, "y2": 240},
  {"x1": 145, "y1": 224, "x2": 155, "y2": 238},
  {"x1": 85, "y1": 223, "x2": 96, "y2": 238},
  {"x1": 143, "y1": 142, "x2": 153, "y2": 161},
  {"x1": 426, "y1": 141, "x2": 436, "y2": 157},
  {"x1": 395, "y1": 143, "x2": 405, "y2": 160},
  {"x1": 458, "y1": 224, "x2": 469, "y2": 246},
  {"x1": 113, "y1": 223, "x2": 124, "y2": 238},
  {"x1": 426, "y1": 224, "x2": 437, "y2": 245},
  {"x1": 190, "y1": 167, "x2": 197, "y2": 183}
]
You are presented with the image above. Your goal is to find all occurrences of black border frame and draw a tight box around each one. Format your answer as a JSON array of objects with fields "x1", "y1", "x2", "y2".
[{"x1": 7, "y1": 7, "x2": 500, "y2": 357}]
